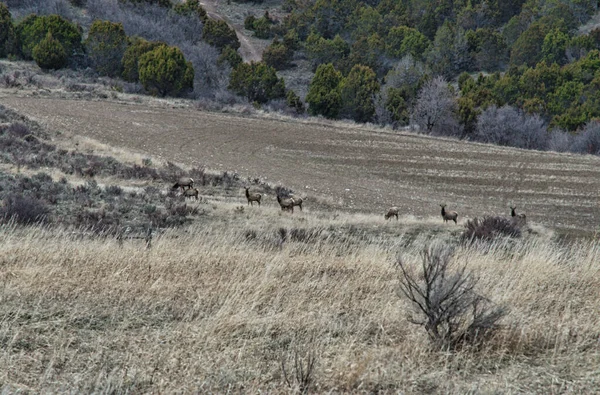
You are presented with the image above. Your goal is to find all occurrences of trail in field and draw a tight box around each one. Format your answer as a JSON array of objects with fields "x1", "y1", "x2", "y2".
[
  {"x1": 4, "y1": 96, "x2": 600, "y2": 235},
  {"x1": 200, "y1": 0, "x2": 262, "y2": 62}
]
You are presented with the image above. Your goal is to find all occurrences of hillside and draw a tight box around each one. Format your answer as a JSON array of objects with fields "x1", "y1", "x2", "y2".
[{"x1": 3, "y1": 91, "x2": 600, "y2": 236}]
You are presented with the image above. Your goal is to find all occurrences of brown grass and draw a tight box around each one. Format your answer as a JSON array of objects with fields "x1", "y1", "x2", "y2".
[{"x1": 1, "y1": 205, "x2": 599, "y2": 392}]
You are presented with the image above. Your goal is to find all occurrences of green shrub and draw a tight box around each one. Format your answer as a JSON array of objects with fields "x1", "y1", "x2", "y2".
[
  {"x1": 16, "y1": 14, "x2": 82, "y2": 60},
  {"x1": 138, "y1": 45, "x2": 194, "y2": 96},
  {"x1": 286, "y1": 90, "x2": 305, "y2": 114},
  {"x1": 262, "y1": 39, "x2": 291, "y2": 70},
  {"x1": 119, "y1": 0, "x2": 172, "y2": 7},
  {"x1": 0, "y1": 3, "x2": 17, "y2": 58},
  {"x1": 217, "y1": 45, "x2": 242, "y2": 68},
  {"x1": 306, "y1": 63, "x2": 343, "y2": 118},
  {"x1": 228, "y1": 61, "x2": 285, "y2": 103},
  {"x1": 121, "y1": 37, "x2": 164, "y2": 82},
  {"x1": 244, "y1": 15, "x2": 256, "y2": 31},
  {"x1": 340, "y1": 64, "x2": 380, "y2": 122},
  {"x1": 32, "y1": 32, "x2": 68, "y2": 70},
  {"x1": 203, "y1": 19, "x2": 240, "y2": 51},
  {"x1": 173, "y1": 0, "x2": 207, "y2": 22},
  {"x1": 85, "y1": 20, "x2": 128, "y2": 77}
]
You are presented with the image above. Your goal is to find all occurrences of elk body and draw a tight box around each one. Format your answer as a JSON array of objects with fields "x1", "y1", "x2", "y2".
[
  {"x1": 440, "y1": 204, "x2": 458, "y2": 224},
  {"x1": 244, "y1": 187, "x2": 262, "y2": 206},
  {"x1": 290, "y1": 196, "x2": 303, "y2": 211},
  {"x1": 183, "y1": 188, "x2": 199, "y2": 200},
  {"x1": 277, "y1": 194, "x2": 295, "y2": 213},
  {"x1": 385, "y1": 206, "x2": 399, "y2": 220},
  {"x1": 172, "y1": 177, "x2": 194, "y2": 191},
  {"x1": 510, "y1": 206, "x2": 527, "y2": 225}
]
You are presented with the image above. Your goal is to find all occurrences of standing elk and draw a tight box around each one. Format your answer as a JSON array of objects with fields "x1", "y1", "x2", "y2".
[
  {"x1": 277, "y1": 194, "x2": 295, "y2": 213},
  {"x1": 244, "y1": 187, "x2": 262, "y2": 206},
  {"x1": 510, "y1": 206, "x2": 527, "y2": 225},
  {"x1": 440, "y1": 204, "x2": 458, "y2": 224},
  {"x1": 183, "y1": 188, "x2": 200, "y2": 201}
]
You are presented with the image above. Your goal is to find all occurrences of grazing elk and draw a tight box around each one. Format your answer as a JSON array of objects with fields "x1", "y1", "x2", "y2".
[
  {"x1": 172, "y1": 177, "x2": 194, "y2": 191},
  {"x1": 385, "y1": 207, "x2": 400, "y2": 220},
  {"x1": 440, "y1": 204, "x2": 458, "y2": 224},
  {"x1": 183, "y1": 187, "x2": 200, "y2": 201}
]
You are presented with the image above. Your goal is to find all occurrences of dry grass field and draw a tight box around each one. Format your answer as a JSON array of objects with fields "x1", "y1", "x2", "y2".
[
  {"x1": 2, "y1": 90, "x2": 600, "y2": 392},
  {"x1": 2, "y1": 95, "x2": 600, "y2": 236},
  {"x1": 1, "y1": 210, "x2": 599, "y2": 393}
]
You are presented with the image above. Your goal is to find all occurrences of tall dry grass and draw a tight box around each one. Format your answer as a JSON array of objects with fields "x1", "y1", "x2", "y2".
[{"x1": 0, "y1": 209, "x2": 599, "y2": 393}]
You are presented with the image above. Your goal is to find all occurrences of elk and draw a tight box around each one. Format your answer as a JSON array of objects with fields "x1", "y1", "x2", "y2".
[
  {"x1": 172, "y1": 177, "x2": 194, "y2": 191},
  {"x1": 183, "y1": 187, "x2": 199, "y2": 201},
  {"x1": 510, "y1": 206, "x2": 527, "y2": 225},
  {"x1": 277, "y1": 194, "x2": 295, "y2": 213},
  {"x1": 385, "y1": 207, "x2": 399, "y2": 220},
  {"x1": 290, "y1": 195, "x2": 303, "y2": 211},
  {"x1": 440, "y1": 204, "x2": 458, "y2": 224},
  {"x1": 244, "y1": 187, "x2": 262, "y2": 206}
]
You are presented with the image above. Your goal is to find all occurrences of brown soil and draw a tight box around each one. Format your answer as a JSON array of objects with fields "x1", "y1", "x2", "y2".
[{"x1": 3, "y1": 96, "x2": 600, "y2": 235}]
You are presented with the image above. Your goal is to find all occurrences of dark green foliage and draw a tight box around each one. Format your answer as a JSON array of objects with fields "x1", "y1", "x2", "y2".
[
  {"x1": 16, "y1": 14, "x2": 82, "y2": 60},
  {"x1": 247, "y1": 11, "x2": 276, "y2": 39},
  {"x1": 0, "y1": 3, "x2": 17, "y2": 58},
  {"x1": 466, "y1": 28, "x2": 508, "y2": 71},
  {"x1": 173, "y1": 0, "x2": 207, "y2": 22},
  {"x1": 119, "y1": 0, "x2": 172, "y2": 7},
  {"x1": 121, "y1": 37, "x2": 164, "y2": 82},
  {"x1": 228, "y1": 61, "x2": 286, "y2": 103},
  {"x1": 85, "y1": 20, "x2": 128, "y2": 77},
  {"x1": 383, "y1": 87, "x2": 410, "y2": 126},
  {"x1": 286, "y1": 90, "x2": 305, "y2": 114},
  {"x1": 339, "y1": 64, "x2": 380, "y2": 122},
  {"x1": 217, "y1": 45, "x2": 242, "y2": 68},
  {"x1": 283, "y1": 29, "x2": 300, "y2": 52},
  {"x1": 203, "y1": 19, "x2": 240, "y2": 51},
  {"x1": 138, "y1": 45, "x2": 194, "y2": 96},
  {"x1": 244, "y1": 15, "x2": 256, "y2": 31},
  {"x1": 262, "y1": 38, "x2": 292, "y2": 70},
  {"x1": 427, "y1": 21, "x2": 472, "y2": 79},
  {"x1": 304, "y1": 33, "x2": 349, "y2": 70},
  {"x1": 510, "y1": 16, "x2": 566, "y2": 67},
  {"x1": 32, "y1": 32, "x2": 68, "y2": 70},
  {"x1": 386, "y1": 26, "x2": 430, "y2": 61},
  {"x1": 306, "y1": 63, "x2": 342, "y2": 118},
  {"x1": 345, "y1": 33, "x2": 385, "y2": 76},
  {"x1": 541, "y1": 28, "x2": 570, "y2": 65}
]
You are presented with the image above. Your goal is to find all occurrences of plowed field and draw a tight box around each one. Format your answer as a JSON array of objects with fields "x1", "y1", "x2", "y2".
[{"x1": 3, "y1": 96, "x2": 600, "y2": 235}]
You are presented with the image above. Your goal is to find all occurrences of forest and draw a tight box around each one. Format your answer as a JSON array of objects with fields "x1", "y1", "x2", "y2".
[{"x1": 2, "y1": 0, "x2": 600, "y2": 154}]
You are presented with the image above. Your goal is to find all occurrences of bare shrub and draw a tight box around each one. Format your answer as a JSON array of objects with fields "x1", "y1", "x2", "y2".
[
  {"x1": 548, "y1": 128, "x2": 573, "y2": 152},
  {"x1": 1, "y1": 194, "x2": 50, "y2": 224},
  {"x1": 570, "y1": 121, "x2": 600, "y2": 155},
  {"x1": 475, "y1": 106, "x2": 548, "y2": 150},
  {"x1": 461, "y1": 216, "x2": 522, "y2": 244},
  {"x1": 280, "y1": 349, "x2": 318, "y2": 394},
  {"x1": 396, "y1": 243, "x2": 507, "y2": 349},
  {"x1": 411, "y1": 76, "x2": 462, "y2": 137}
]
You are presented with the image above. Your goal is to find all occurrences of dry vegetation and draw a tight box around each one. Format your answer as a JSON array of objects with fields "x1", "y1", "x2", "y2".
[
  {"x1": 2, "y1": 78, "x2": 600, "y2": 392},
  {"x1": 1, "y1": 210, "x2": 599, "y2": 392}
]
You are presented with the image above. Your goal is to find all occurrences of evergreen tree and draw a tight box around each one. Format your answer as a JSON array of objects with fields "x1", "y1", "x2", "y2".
[
  {"x1": 138, "y1": 45, "x2": 194, "y2": 96},
  {"x1": 339, "y1": 64, "x2": 380, "y2": 122},
  {"x1": 306, "y1": 63, "x2": 343, "y2": 118}
]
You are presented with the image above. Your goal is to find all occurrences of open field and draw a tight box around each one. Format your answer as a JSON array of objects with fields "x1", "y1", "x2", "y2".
[
  {"x1": 1, "y1": 211, "x2": 600, "y2": 393},
  {"x1": 2, "y1": 94, "x2": 600, "y2": 236}
]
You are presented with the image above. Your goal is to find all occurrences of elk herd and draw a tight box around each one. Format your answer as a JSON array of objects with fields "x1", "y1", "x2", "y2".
[{"x1": 172, "y1": 176, "x2": 526, "y2": 225}]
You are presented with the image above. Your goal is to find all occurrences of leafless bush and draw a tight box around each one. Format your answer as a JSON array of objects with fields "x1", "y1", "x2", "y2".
[
  {"x1": 548, "y1": 128, "x2": 573, "y2": 152},
  {"x1": 396, "y1": 243, "x2": 507, "y2": 349},
  {"x1": 1, "y1": 194, "x2": 50, "y2": 225},
  {"x1": 570, "y1": 121, "x2": 600, "y2": 155},
  {"x1": 475, "y1": 106, "x2": 548, "y2": 150},
  {"x1": 6, "y1": 0, "x2": 76, "y2": 20},
  {"x1": 411, "y1": 76, "x2": 462, "y2": 137},
  {"x1": 281, "y1": 349, "x2": 318, "y2": 394},
  {"x1": 461, "y1": 216, "x2": 522, "y2": 244}
]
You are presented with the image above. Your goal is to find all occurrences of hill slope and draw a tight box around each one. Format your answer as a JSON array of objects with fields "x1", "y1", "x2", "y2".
[{"x1": 3, "y1": 95, "x2": 599, "y2": 236}]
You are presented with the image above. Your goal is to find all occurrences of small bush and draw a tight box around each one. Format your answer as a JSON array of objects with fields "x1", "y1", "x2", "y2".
[
  {"x1": 396, "y1": 242, "x2": 507, "y2": 349},
  {"x1": 217, "y1": 45, "x2": 242, "y2": 68},
  {"x1": 121, "y1": 37, "x2": 164, "y2": 82},
  {"x1": 32, "y1": 31, "x2": 68, "y2": 70},
  {"x1": 85, "y1": 20, "x2": 128, "y2": 77},
  {"x1": 0, "y1": 3, "x2": 17, "y2": 58},
  {"x1": 286, "y1": 90, "x2": 305, "y2": 114},
  {"x1": 203, "y1": 19, "x2": 240, "y2": 51},
  {"x1": 16, "y1": 13, "x2": 82, "y2": 60},
  {"x1": 138, "y1": 44, "x2": 194, "y2": 96},
  {"x1": 263, "y1": 38, "x2": 292, "y2": 70},
  {"x1": 228, "y1": 61, "x2": 286, "y2": 104},
  {"x1": 1, "y1": 193, "x2": 50, "y2": 224},
  {"x1": 461, "y1": 216, "x2": 522, "y2": 244}
]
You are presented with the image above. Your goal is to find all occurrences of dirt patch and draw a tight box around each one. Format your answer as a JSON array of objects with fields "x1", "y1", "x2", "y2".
[{"x1": 3, "y1": 95, "x2": 600, "y2": 235}]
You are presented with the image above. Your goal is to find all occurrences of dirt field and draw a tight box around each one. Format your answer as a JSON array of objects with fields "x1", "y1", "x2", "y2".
[{"x1": 3, "y1": 95, "x2": 600, "y2": 235}]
